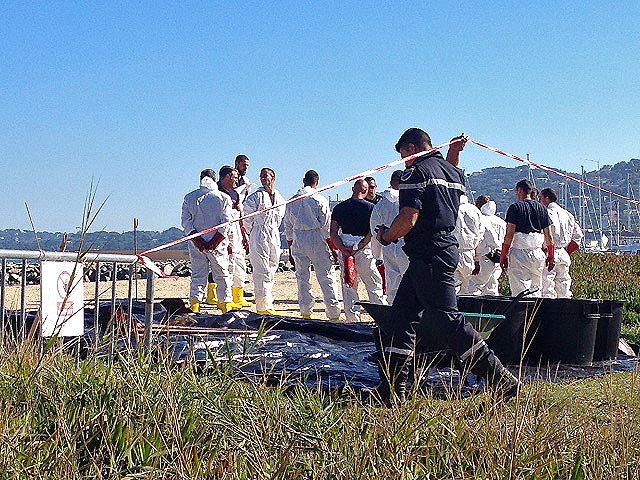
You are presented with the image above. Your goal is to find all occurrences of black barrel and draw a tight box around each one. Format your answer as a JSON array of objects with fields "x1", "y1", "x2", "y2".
[
  {"x1": 458, "y1": 295, "x2": 539, "y2": 365},
  {"x1": 593, "y1": 299, "x2": 625, "y2": 361},
  {"x1": 528, "y1": 298, "x2": 600, "y2": 366}
]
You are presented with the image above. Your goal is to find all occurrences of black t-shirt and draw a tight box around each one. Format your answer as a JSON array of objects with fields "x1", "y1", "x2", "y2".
[
  {"x1": 399, "y1": 151, "x2": 465, "y2": 257},
  {"x1": 505, "y1": 200, "x2": 551, "y2": 233},
  {"x1": 365, "y1": 194, "x2": 383, "y2": 205},
  {"x1": 331, "y1": 198, "x2": 374, "y2": 236}
]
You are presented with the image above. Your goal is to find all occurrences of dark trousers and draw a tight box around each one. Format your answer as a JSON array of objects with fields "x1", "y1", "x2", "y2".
[{"x1": 384, "y1": 245, "x2": 507, "y2": 382}]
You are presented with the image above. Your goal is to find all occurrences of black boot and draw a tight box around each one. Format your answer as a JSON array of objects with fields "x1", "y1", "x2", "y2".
[
  {"x1": 374, "y1": 353, "x2": 410, "y2": 406},
  {"x1": 490, "y1": 365, "x2": 522, "y2": 402}
]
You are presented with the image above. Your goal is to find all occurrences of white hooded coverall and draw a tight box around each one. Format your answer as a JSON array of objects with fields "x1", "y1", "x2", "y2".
[
  {"x1": 284, "y1": 186, "x2": 341, "y2": 319},
  {"x1": 181, "y1": 177, "x2": 233, "y2": 303},
  {"x1": 453, "y1": 196, "x2": 485, "y2": 295},
  {"x1": 369, "y1": 189, "x2": 409, "y2": 303},
  {"x1": 468, "y1": 201, "x2": 506, "y2": 296},
  {"x1": 542, "y1": 202, "x2": 583, "y2": 298},
  {"x1": 337, "y1": 234, "x2": 386, "y2": 322},
  {"x1": 235, "y1": 175, "x2": 254, "y2": 204},
  {"x1": 220, "y1": 187, "x2": 247, "y2": 289},
  {"x1": 244, "y1": 187, "x2": 286, "y2": 312}
]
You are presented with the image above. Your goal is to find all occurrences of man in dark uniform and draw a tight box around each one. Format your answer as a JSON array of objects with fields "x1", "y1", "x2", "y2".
[{"x1": 375, "y1": 128, "x2": 520, "y2": 403}]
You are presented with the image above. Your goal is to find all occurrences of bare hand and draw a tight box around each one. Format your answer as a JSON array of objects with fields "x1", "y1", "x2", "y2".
[{"x1": 449, "y1": 133, "x2": 468, "y2": 152}]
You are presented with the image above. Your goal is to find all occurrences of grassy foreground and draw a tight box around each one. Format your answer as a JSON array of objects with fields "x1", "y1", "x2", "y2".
[{"x1": 0, "y1": 350, "x2": 639, "y2": 479}]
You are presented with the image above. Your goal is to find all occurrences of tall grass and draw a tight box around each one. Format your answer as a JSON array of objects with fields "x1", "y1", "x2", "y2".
[{"x1": 0, "y1": 347, "x2": 638, "y2": 479}]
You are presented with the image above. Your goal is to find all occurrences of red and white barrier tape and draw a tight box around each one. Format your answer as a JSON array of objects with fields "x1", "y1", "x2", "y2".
[
  {"x1": 471, "y1": 140, "x2": 640, "y2": 206},
  {"x1": 136, "y1": 139, "x2": 461, "y2": 275},
  {"x1": 137, "y1": 135, "x2": 635, "y2": 277}
]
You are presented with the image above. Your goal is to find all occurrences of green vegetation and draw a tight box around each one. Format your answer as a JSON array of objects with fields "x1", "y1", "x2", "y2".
[
  {"x1": 1, "y1": 251, "x2": 639, "y2": 478},
  {"x1": 0, "y1": 350, "x2": 638, "y2": 479}
]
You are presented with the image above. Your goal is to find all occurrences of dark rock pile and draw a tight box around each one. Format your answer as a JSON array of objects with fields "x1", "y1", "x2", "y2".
[{"x1": 1, "y1": 257, "x2": 296, "y2": 286}]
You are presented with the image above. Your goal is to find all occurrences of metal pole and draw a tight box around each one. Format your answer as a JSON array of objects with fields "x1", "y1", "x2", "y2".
[
  {"x1": 134, "y1": 218, "x2": 139, "y2": 299},
  {"x1": 20, "y1": 260, "x2": 27, "y2": 342},
  {"x1": 110, "y1": 262, "x2": 117, "y2": 356},
  {"x1": 617, "y1": 200, "x2": 621, "y2": 245},
  {"x1": 597, "y1": 160, "x2": 602, "y2": 243},
  {"x1": 127, "y1": 263, "x2": 134, "y2": 349},
  {"x1": 94, "y1": 261, "x2": 100, "y2": 348},
  {"x1": 580, "y1": 166, "x2": 586, "y2": 229},
  {"x1": 0, "y1": 250, "x2": 138, "y2": 264},
  {"x1": 144, "y1": 268, "x2": 155, "y2": 352},
  {"x1": 1, "y1": 258, "x2": 5, "y2": 349}
]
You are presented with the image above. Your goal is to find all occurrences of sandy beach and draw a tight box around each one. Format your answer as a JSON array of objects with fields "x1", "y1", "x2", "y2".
[{"x1": 3, "y1": 269, "x2": 374, "y2": 322}]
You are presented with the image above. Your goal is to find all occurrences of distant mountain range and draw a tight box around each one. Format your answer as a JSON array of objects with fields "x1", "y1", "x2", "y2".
[
  {"x1": 2, "y1": 159, "x2": 640, "y2": 252},
  {"x1": 0, "y1": 227, "x2": 186, "y2": 252}
]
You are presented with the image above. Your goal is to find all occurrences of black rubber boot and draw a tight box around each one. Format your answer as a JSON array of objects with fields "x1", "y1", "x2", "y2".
[
  {"x1": 489, "y1": 365, "x2": 522, "y2": 402},
  {"x1": 374, "y1": 353, "x2": 410, "y2": 406}
]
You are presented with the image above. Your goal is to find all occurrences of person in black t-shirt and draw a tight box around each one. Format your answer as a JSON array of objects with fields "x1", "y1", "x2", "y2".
[
  {"x1": 499, "y1": 179, "x2": 555, "y2": 297},
  {"x1": 375, "y1": 127, "x2": 520, "y2": 404},
  {"x1": 364, "y1": 176, "x2": 383, "y2": 204},
  {"x1": 330, "y1": 179, "x2": 386, "y2": 321}
]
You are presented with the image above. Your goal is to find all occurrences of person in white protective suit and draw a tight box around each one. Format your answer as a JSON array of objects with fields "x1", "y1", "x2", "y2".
[
  {"x1": 284, "y1": 170, "x2": 341, "y2": 320},
  {"x1": 453, "y1": 195, "x2": 485, "y2": 294},
  {"x1": 244, "y1": 168, "x2": 286, "y2": 315},
  {"x1": 500, "y1": 180, "x2": 555, "y2": 297},
  {"x1": 369, "y1": 170, "x2": 410, "y2": 303},
  {"x1": 468, "y1": 196, "x2": 506, "y2": 296},
  {"x1": 181, "y1": 169, "x2": 238, "y2": 313},
  {"x1": 330, "y1": 179, "x2": 386, "y2": 322},
  {"x1": 234, "y1": 154, "x2": 255, "y2": 204},
  {"x1": 539, "y1": 188, "x2": 583, "y2": 298},
  {"x1": 218, "y1": 165, "x2": 252, "y2": 308}
]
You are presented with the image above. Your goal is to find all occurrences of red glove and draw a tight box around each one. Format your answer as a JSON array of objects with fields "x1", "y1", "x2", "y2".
[
  {"x1": 240, "y1": 224, "x2": 250, "y2": 254},
  {"x1": 546, "y1": 244, "x2": 556, "y2": 272},
  {"x1": 189, "y1": 230, "x2": 207, "y2": 252},
  {"x1": 326, "y1": 238, "x2": 340, "y2": 264},
  {"x1": 376, "y1": 261, "x2": 386, "y2": 294},
  {"x1": 204, "y1": 231, "x2": 225, "y2": 251},
  {"x1": 472, "y1": 260, "x2": 480, "y2": 275},
  {"x1": 500, "y1": 243, "x2": 510, "y2": 271},
  {"x1": 566, "y1": 240, "x2": 579, "y2": 255},
  {"x1": 227, "y1": 243, "x2": 233, "y2": 255},
  {"x1": 343, "y1": 252, "x2": 357, "y2": 288}
]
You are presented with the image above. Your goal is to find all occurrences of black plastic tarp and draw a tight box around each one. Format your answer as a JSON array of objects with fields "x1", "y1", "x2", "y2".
[{"x1": 4, "y1": 301, "x2": 638, "y2": 395}]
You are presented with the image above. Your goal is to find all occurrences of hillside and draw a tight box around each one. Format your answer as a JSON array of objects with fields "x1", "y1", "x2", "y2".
[
  {"x1": 467, "y1": 158, "x2": 640, "y2": 232},
  {"x1": 0, "y1": 227, "x2": 185, "y2": 252}
]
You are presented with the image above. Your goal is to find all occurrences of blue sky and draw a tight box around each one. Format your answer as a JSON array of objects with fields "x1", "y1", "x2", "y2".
[{"x1": 2, "y1": 1, "x2": 639, "y2": 232}]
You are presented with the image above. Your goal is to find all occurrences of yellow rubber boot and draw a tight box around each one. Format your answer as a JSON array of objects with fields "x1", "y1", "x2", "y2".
[
  {"x1": 232, "y1": 287, "x2": 252, "y2": 307},
  {"x1": 218, "y1": 301, "x2": 242, "y2": 313},
  {"x1": 257, "y1": 309, "x2": 283, "y2": 316},
  {"x1": 189, "y1": 298, "x2": 200, "y2": 313},
  {"x1": 205, "y1": 283, "x2": 218, "y2": 305}
]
